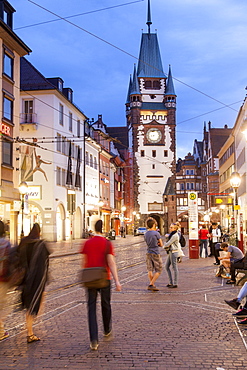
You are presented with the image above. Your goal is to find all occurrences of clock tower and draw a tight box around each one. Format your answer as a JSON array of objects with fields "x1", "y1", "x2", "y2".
[{"x1": 125, "y1": 0, "x2": 177, "y2": 233}]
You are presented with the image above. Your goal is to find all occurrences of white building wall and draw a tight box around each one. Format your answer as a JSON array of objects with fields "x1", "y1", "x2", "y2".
[
  {"x1": 136, "y1": 124, "x2": 173, "y2": 214},
  {"x1": 20, "y1": 91, "x2": 86, "y2": 241}
]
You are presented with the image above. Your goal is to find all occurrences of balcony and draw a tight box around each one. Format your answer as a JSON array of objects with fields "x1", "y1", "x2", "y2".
[{"x1": 20, "y1": 113, "x2": 38, "y2": 128}]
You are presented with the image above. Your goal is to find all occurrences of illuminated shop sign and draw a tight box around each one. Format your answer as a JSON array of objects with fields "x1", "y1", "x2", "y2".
[{"x1": 1, "y1": 123, "x2": 10, "y2": 136}]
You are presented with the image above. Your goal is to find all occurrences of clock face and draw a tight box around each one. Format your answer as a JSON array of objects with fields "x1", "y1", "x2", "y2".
[{"x1": 146, "y1": 128, "x2": 162, "y2": 143}]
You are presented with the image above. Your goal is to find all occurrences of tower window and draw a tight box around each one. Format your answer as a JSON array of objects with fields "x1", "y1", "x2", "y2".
[
  {"x1": 141, "y1": 150, "x2": 145, "y2": 157},
  {"x1": 145, "y1": 80, "x2": 152, "y2": 89},
  {"x1": 153, "y1": 80, "x2": 161, "y2": 89},
  {"x1": 152, "y1": 164, "x2": 155, "y2": 169},
  {"x1": 164, "y1": 150, "x2": 168, "y2": 157},
  {"x1": 152, "y1": 150, "x2": 156, "y2": 158}
]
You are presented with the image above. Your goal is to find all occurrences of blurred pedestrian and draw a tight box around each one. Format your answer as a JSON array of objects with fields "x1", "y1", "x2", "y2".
[
  {"x1": 18, "y1": 223, "x2": 50, "y2": 343},
  {"x1": 0, "y1": 221, "x2": 11, "y2": 341},
  {"x1": 198, "y1": 224, "x2": 209, "y2": 258},
  {"x1": 164, "y1": 223, "x2": 180, "y2": 288},
  {"x1": 144, "y1": 218, "x2": 163, "y2": 291},
  {"x1": 80, "y1": 219, "x2": 121, "y2": 351}
]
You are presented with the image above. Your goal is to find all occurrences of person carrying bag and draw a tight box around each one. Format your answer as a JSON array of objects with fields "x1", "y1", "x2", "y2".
[{"x1": 80, "y1": 219, "x2": 121, "y2": 351}]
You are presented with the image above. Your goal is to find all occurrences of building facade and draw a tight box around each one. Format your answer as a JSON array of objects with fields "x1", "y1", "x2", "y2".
[{"x1": 0, "y1": 0, "x2": 31, "y2": 244}]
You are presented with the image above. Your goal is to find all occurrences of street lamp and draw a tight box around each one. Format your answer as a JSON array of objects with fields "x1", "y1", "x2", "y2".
[
  {"x1": 230, "y1": 171, "x2": 241, "y2": 247},
  {"x1": 19, "y1": 181, "x2": 28, "y2": 238}
]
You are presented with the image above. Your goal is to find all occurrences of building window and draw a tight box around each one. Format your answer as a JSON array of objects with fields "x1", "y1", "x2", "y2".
[
  {"x1": 85, "y1": 151, "x2": 89, "y2": 165},
  {"x1": 145, "y1": 80, "x2": 152, "y2": 89},
  {"x1": 59, "y1": 104, "x2": 64, "y2": 126},
  {"x1": 77, "y1": 120, "x2": 80, "y2": 137},
  {"x1": 56, "y1": 167, "x2": 61, "y2": 185},
  {"x1": 94, "y1": 156, "x2": 97, "y2": 170},
  {"x1": 69, "y1": 112, "x2": 72, "y2": 132},
  {"x1": 90, "y1": 154, "x2": 93, "y2": 167},
  {"x1": 186, "y1": 169, "x2": 194, "y2": 175},
  {"x1": 153, "y1": 80, "x2": 161, "y2": 89},
  {"x1": 141, "y1": 150, "x2": 145, "y2": 157},
  {"x1": 164, "y1": 150, "x2": 168, "y2": 157},
  {"x1": 180, "y1": 183, "x2": 184, "y2": 191},
  {"x1": 152, "y1": 150, "x2": 156, "y2": 158},
  {"x1": 62, "y1": 137, "x2": 66, "y2": 154},
  {"x1": 152, "y1": 164, "x2": 155, "y2": 169},
  {"x1": 2, "y1": 139, "x2": 12, "y2": 166},
  {"x1": 23, "y1": 100, "x2": 34, "y2": 123},
  {"x1": 62, "y1": 169, "x2": 66, "y2": 186},
  {"x1": 3, "y1": 96, "x2": 13, "y2": 121},
  {"x1": 3, "y1": 52, "x2": 13, "y2": 79},
  {"x1": 57, "y1": 133, "x2": 61, "y2": 152}
]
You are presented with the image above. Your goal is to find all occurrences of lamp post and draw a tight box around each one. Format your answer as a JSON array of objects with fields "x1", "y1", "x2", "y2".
[
  {"x1": 19, "y1": 181, "x2": 28, "y2": 239},
  {"x1": 230, "y1": 172, "x2": 241, "y2": 247}
]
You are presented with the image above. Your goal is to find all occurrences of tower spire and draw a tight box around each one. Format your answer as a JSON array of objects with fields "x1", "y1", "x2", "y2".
[{"x1": 147, "y1": 0, "x2": 152, "y2": 34}]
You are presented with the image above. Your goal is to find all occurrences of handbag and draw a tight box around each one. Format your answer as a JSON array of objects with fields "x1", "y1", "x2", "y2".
[
  {"x1": 80, "y1": 267, "x2": 108, "y2": 289},
  {"x1": 80, "y1": 239, "x2": 110, "y2": 289}
]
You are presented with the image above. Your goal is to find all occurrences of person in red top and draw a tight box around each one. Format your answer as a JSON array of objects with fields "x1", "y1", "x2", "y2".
[
  {"x1": 80, "y1": 219, "x2": 121, "y2": 351},
  {"x1": 198, "y1": 225, "x2": 209, "y2": 258}
]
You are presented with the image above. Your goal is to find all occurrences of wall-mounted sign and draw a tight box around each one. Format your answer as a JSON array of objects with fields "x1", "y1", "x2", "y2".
[
  {"x1": 1, "y1": 123, "x2": 10, "y2": 136},
  {"x1": 26, "y1": 186, "x2": 41, "y2": 200}
]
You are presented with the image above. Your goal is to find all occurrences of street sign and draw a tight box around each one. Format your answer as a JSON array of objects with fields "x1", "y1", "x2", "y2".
[{"x1": 188, "y1": 191, "x2": 198, "y2": 240}]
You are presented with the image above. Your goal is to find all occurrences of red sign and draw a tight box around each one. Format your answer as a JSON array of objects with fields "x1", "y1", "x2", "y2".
[{"x1": 1, "y1": 123, "x2": 10, "y2": 136}]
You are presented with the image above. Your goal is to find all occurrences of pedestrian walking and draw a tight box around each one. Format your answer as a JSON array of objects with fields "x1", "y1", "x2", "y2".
[
  {"x1": 164, "y1": 223, "x2": 181, "y2": 288},
  {"x1": 18, "y1": 223, "x2": 50, "y2": 343},
  {"x1": 144, "y1": 218, "x2": 163, "y2": 291},
  {"x1": 198, "y1": 224, "x2": 209, "y2": 258},
  {"x1": 80, "y1": 219, "x2": 121, "y2": 351},
  {"x1": 0, "y1": 221, "x2": 11, "y2": 341},
  {"x1": 209, "y1": 222, "x2": 221, "y2": 264}
]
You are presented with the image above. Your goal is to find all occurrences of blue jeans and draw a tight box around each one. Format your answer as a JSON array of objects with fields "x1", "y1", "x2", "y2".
[
  {"x1": 165, "y1": 251, "x2": 179, "y2": 285},
  {"x1": 86, "y1": 281, "x2": 111, "y2": 342},
  {"x1": 200, "y1": 239, "x2": 208, "y2": 257}
]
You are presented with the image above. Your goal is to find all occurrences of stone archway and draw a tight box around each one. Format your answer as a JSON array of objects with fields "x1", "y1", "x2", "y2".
[
  {"x1": 149, "y1": 214, "x2": 164, "y2": 235},
  {"x1": 74, "y1": 207, "x2": 82, "y2": 239},
  {"x1": 56, "y1": 203, "x2": 66, "y2": 241}
]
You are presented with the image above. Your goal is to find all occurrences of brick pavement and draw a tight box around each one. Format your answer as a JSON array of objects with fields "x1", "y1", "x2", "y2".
[{"x1": 1, "y1": 237, "x2": 247, "y2": 369}]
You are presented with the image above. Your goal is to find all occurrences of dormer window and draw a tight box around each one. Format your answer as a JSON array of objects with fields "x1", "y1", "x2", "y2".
[
  {"x1": 0, "y1": 1, "x2": 15, "y2": 29},
  {"x1": 58, "y1": 80, "x2": 63, "y2": 92}
]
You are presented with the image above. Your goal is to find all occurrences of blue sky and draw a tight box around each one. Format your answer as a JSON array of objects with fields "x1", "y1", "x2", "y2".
[{"x1": 12, "y1": 0, "x2": 247, "y2": 158}]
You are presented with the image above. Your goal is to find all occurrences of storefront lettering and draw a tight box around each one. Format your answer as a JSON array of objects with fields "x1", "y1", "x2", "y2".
[{"x1": 1, "y1": 123, "x2": 10, "y2": 136}]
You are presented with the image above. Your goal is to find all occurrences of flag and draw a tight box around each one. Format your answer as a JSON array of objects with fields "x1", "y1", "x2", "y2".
[
  {"x1": 66, "y1": 141, "x2": 73, "y2": 186},
  {"x1": 75, "y1": 146, "x2": 81, "y2": 188}
]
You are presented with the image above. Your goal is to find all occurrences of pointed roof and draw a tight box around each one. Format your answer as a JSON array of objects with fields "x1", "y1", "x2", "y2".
[
  {"x1": 126, "y1": 74, "x2": 132, "y2": 103},
  {"x1": 20, "y1": 57, "x2": 56, "y2": 91},
  {"x1": 165, "y1": 65, "x2": 176, "y2": 96},
  {"x1": 137, "y1": 33, "x2": 165, "y2": 78},
  {"x1": 130, "y1": 64, "x2": 140, "y2": 95},
  {"x1": 163, "y1": 177, "x2": 176, "y2": 195}
]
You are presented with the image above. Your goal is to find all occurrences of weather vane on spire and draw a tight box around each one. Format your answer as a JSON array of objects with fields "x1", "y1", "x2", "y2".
[{"x1": 147, "y1": 0, "x2": 152, "y2": 34}]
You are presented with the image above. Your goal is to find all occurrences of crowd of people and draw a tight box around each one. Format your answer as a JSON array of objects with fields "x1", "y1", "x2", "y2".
[{"x1": 1, "y1": 216, "x2": 247, "y2": 350}]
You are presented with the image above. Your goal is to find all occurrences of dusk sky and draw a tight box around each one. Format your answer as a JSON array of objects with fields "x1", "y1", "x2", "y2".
[{"x1": 12, "y1": 0, "x2": 247, "y2": 158}]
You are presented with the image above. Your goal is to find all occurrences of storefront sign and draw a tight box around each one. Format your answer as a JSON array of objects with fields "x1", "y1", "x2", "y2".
[
  {"x1": 27, "y1": 186, "x2": 41, "y2": 200},
  {"x1": 1, "y1": 123, "x2": 10, "y2": 136}
]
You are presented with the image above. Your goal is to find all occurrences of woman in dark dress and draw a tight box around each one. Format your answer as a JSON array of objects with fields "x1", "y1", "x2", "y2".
[{"x1": 18, "y1": 223, "x2": 50, "y2": 343}]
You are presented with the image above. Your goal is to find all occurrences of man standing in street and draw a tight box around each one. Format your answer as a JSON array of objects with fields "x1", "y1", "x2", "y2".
[{"x1": 144, "y1": 218, "x2": 163, "y2": 291}]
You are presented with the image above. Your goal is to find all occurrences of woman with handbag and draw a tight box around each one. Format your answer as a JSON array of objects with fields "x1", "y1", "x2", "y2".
[
  {"x1": 18, "y1": 223, "x2": 50, "y2": 343},
  {"x1": 164, "y1": 223, "x2": 181, "y2": 288},
  {"x1": 80, "y1": 219, "x2": 121, "y2": 351}
]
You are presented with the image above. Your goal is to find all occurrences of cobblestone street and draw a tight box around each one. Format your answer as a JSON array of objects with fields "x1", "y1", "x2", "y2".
[{"x1": 1, "y1": 236, "x2": 247, "y2": 369}]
